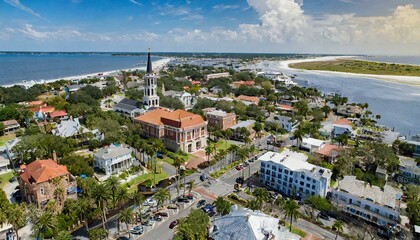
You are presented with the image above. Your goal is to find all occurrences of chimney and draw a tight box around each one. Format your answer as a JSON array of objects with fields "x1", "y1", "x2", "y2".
[{"x1": 52, "y1": 151, "x2": 57, "y2": 162}]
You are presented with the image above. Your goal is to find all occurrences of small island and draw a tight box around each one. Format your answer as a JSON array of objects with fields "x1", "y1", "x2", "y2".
[{"x1": 290, "y1": 59, "x2": 420, "y2": 77}]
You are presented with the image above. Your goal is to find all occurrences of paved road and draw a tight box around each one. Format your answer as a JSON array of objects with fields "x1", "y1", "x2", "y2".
[
  {"x1": 161, "y1": 162, "x2": 177, "y2": 177},
  {"x1": 295, "y1": 218, "x2": 345, "y2": 240}
]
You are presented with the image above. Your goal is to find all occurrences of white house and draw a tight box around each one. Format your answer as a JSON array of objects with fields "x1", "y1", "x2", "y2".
[
  {"x1": 333, "y1": 118, "x2": 355, "y2": 138},
  {"x1": 209, "y1": 205, "x2": 300, "y2": 240},
  {"x1": 94, "y1": 144, "x2": 134, "y2": 177},
  {"x1": 272, "y1": 115, "x2": 298, "y2": 133},
  {"x1": 259, "y1": 149, "x2": 332, "y2": 198},
  {"x1": 332, "y1": 176, "x2": 402, "y2": 227},
  {"x1": 301, "y1": 137, "x2": 325, "y2": 153},
  {"x1": 397, "y1": 157, "x2": 420, "y2": 184}
]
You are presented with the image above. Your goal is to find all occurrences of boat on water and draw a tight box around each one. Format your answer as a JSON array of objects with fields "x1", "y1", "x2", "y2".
[{"x1": 273, "y1": 74, "x2": 298, "y2": 86}]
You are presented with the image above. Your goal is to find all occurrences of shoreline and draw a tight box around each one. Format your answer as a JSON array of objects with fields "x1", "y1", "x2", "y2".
[
  {"x1": 282, "y1": 56, "x2": 420, "y2": 86},
  {"x1": 1, "y1": 58, "x2": 172, "y2": 88}
]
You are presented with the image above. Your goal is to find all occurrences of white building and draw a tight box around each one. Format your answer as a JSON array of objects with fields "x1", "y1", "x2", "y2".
[
  {"x1": 301, "y1": 137, "x2": 325, "y2": 153},
  {"x1": 143, "y1": 50, "x2": 159, "y2": 107},
  {"x1": 397, "y1": 156, "x2": 420, "y2": 184},
  {"x1": 272, "y1": 115, "x2": 298, "y2": 133},
  {"x1": 209, "y1": 205, "x2": 300, "y2": 240},
  {"x1": 332, "y1": 176, "x2": 402, "y2": 227},
  {"x1": 94, "y1": 144, "x2": 134, "y2": 176},
  {"x1": 259, "y1": 149, "x2": 332, "y2": 198},
  {"x1": 204, "y1": 72, "x2": 230, "y2": 81}
]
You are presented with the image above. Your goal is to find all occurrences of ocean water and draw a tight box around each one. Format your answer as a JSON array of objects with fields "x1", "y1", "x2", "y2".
[
  {"x1": 357, "y1": 56, "x2": 420, "y2": 65},
  {"x1": 0, "y1": 52, "x2": 159, "y2": 85}
]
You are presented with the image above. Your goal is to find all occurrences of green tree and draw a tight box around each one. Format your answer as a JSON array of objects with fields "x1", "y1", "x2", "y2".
[
  {"x1": 187, "y1": 179, "x2": 195, "y2": 195},
  {"x1": 54, "y1": 231, "x2": 73, "y2": 240},
  {"x1": 247, "y1": 199, "x2": 260, "y2": 211},
  {"x1": 92, "y1": 183, "x2": 110, "y2": 231},
  {"x1": 174, "y1": 209, "x2": 209, "y2": 240},
  {"x1": 332, "y1": 220, "x2": 344, "y2": 240},
  {"x1": 118, "y1": 208, "x2": 133, "y2": 238},
  {"x1": 5, "y1": 203, "x2": 27, "y2": 240},
  {"x1": 153, "y1": 189, "x2": 170, "y2": 211},
  {"x1": 0, "y1": 123, "x2": 4, "y2": 136},
  {"x1": 213, "y1": 197, "x2": 232, "y2": 216},
  {"x1": 132, "y1": 190, "x2": 145, "y2": 223},
  {"x1": 88, "y1": 228, "x2": 107, "y2": 240},
  {"x1": 284, "y1": 200, "x2": 299, "y2": 232},
  {"x1": 252, "y1": 188, "x2": 269, "y2": 205},
  {"x1": 104, "y1": 176, "x2": 120, "y2": 208}
]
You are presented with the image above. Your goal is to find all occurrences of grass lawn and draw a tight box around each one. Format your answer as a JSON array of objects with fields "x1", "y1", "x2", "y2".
[
  {"x1": 161, "y1": 152, "x2": 194, "y2": 166},
  {"x1": 210, "y1": 160, "x2": 240, "y2": 178},
  {"x1": 123, "y1": 172, "x2": 169, "y2": 193},
  {"x1": 290, "y1": 59, "x2": 420, "y2": 77},
  {"x1": 0, "y1": 133, "x2": 16, "y2": 146},
  {"x1": 213, "y1": 139, "x2": 233, "y2": 152},
  {"x1": 285, "y1": 222, "x2": 307, "y2": 237},
  {"x1": 0, "y1": 171, "x2": 14, "y2": 188}
]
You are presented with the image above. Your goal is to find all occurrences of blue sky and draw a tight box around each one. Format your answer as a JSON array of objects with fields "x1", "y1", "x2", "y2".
[{"x1": 0, "y1": 0, "x2": 419, "y2": 55}]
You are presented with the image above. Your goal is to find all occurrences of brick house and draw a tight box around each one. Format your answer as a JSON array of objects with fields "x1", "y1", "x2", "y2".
[
  {"x1": 134, "y1": 108, "x2": 207, "y2": 153},
  {"x1": 206, "y1": 110, "x2": 237, "y2": 130},
  {"x1": 18, "y1": 158, "x2": 77, "y2": 210}
]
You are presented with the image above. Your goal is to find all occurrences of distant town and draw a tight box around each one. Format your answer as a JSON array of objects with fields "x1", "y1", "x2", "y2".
[{"x1": 1, "y1": 50, "x2": 420, "y2": 240}]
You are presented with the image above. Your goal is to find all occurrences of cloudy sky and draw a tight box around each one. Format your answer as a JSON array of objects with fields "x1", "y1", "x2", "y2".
[{"x1": 0, "y1": 0, "x2": 419, "y2": 55}]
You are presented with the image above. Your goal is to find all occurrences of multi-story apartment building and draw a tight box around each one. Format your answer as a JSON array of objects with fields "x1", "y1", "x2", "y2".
[
  {"x1": 332, "y1": 176, "x2": 402, "y2": 227},
  {"x1": 94, "y1": 144, "x2": 133, "y2": 177},
  {"x1": 206, "y1": 110, "x2": 237, "y2": 130},
  {"x1": 259, "y1": 149, "x2": 332, "y2": 198},
  {"x1": 18, "y1": 159, "x2": 77, "y2": 210},
  {"x1": 134, "y1": 108, "x2": 207, "y2": 153}
]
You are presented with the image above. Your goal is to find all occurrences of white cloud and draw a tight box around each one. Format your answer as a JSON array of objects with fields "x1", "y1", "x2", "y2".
[
  {"x1": 128, "y1": 0, "x2": 142, "y2": 7},
  {"x1": 3, "y1": 0, "x2": 47, "y2": 20}
]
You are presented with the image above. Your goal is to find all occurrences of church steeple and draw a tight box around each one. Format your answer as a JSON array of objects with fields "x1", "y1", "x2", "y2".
[{"x1": 146, "y1": 48, "x2": 152, "y2": 74}]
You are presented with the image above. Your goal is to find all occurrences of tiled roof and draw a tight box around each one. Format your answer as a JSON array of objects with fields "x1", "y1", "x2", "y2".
[
  {"x1": 1, "y1": 119, "x2": 19, "y2": 127},
  {"x1": 134, "y1": 108, "x2": 206, "y2": 130},
  {"x1": 232, "y1": 81, "x2": 255, "y2": 87},
  {"x1": 30, "y1": 105, "x2": 55, "y2": 113},
  {"x1": 28, "y1": 100, "x2": 43, "y2": 106},
  {"x1": 315, "y1": 144, "x2": 343, "y2": 157},
  {"x1": 333, "y1": 118, "x2": 352, "y2": 126},
  {"x1": 277, "y1": 104, "x2": 294, "y2": 110},
  {"x1": 50, "y1": 110, "x2": 67, "y2": 118},
  {"x1": 237, "y1": 95, "x2": 259, "y2": 103},
  {"x1": 20, "y1": 159, "x2": 69, "y2": 184}
]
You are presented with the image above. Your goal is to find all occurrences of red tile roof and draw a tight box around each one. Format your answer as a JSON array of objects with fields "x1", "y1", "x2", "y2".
[
  {"x1": 191, "y1": 81, "x2": 201, "y2": 85},
  {"x1": 134, "y1": 108, "x2": 206, "y2": 130},
  {"x1": 28, "y1": 100, "x2": 43, "y2": 106},
  {"x1": 30, "y1": 105, "x2": 55, "y2": 113},
  {"x1": 333, "y1": 118, "x2": 352, "y2": 126},
  {"x1": 237, "y1": 95, "x2": 259, "y2": 103},
  {"x1": 315, "y1": 144, "x2": 343, "y2": 157},
  {"x1": 277, "y1": 104, "x2": 294, "y2": 110},
  {"x1": 232, "y1": 81, "x2": 255, "y2": 87},
  {"x1": 50, "y1": 110, "x2": 67, "y2": 118},
  {"x1": 20, "y1": 159, "x2": 70, "y2": 184}
]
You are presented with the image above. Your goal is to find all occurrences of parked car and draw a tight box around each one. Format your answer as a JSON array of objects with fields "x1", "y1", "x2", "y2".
[
  {"x1": 143, "y1": 198, "x2": 157, "y2": 207},
  {"x1": 169, "y1": 220, "x2": 178, "y2": 229},
  {"x1": 200, "y1": 173, "x2": 207, "y2": 181},
  {"x1": 197, "y1": 199, "x2": 206, "y2": 208},
  {"x1": 117, "y1": 237, "x2": 129, "y2": 240},
  {"x1": 152, "y1": 215, "x2": 163, "y2": 221},
  {"x1": 235, "y1": 165, "x2": 242, "y2": 170},
  {"x1": 318, "y1": 212, "x2": 330, "y2": 221},
  {"x1": 236, "y1": 177, "x2": 244, "y2": 184},
  {"x1": 177, "y1": 197, "x2": 187, "y2": 203},
  {"x1": 243, "y1": 161, "x2": 249, "y2": 167},
  {"x1": 248, "y1": 157, "x2": 255, "y2": 163},
  {"x1": 208, "y1": 211, "x2": 216, "y2": 217},
  {"x1": 141, "y1": 220, "x2": 153, "y2": 226},
  {"x1": 9, "y1": 176, "x2": 16, "y2": 183},
  {"x1": 158, "y1": 212, "x2": 168, "y2": 217},
  {"x1": 129, "y1": 225, "x2": 143, "y2": 235},
  {"x1": 186, "y1": 194, "x2": 193, "y2": 199},
  {"x1": 167, "y1": 204, "x2": 178, "y2": 209},
  {"x1": 201, "y1": 204, "x2": 214, "y2": 213}
]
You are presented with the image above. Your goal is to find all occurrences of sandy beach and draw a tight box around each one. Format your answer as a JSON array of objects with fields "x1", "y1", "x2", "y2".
[
  {"x1": 1, "y1": 58, "x2": 172, "y2": 88},
  {"x1": 280, "y1": 56, "x2": 420, "y2": 86}
]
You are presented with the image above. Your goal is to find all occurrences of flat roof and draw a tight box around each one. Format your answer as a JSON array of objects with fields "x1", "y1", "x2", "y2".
[
  {"x1": 230, "y1": 120, "x2": 255, "y2": 129},
  {"x1": 302, "y1": 137, "x2": 325, "y2": 147},
  {"x1": 259, "y1": 149, "x2": 332, "y2": 180},
  {"x1": 336, "y1": 176, "x2": 402, "y2": 209}
]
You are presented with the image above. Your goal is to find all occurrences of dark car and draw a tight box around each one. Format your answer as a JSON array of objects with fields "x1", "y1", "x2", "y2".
[
  {"x1": 243, "y1": 161, "x2": 249, "y2": 167},
  {"x1": 200, "y1": 174, "x2": 207, "y2": 181},
  {"x1": 167, "y1": 204, "x2": 178, "y2": 209},
  {"x1": 9, "y1": 176, "x2": 16, "y2": 183},
  {"x1": 153, "y1": 215, "x2": 163, "y2": 221},
  {"x1": 177, "y1": 197, "x2": 187, "y2": 203},
  {"x1": 169, "y1": 220, "x2": 178, "y2": 229},
  {"x1": 197, "y1": 199, "x2": 206, "y2": 208},
  {"x1": 236, "y1": 177, "x2": 244, "y2": 184},
  {"x1": 201, "y1": 204, "x2": 214, "y2": 213},
  {"x1": 129, "y1": 225, "x2": 143, "y2": 235},
  {"x1": 158, "y1": 212, "x2": 168, "y2": 217},
  {"x1": 208, "y1": 211, "x2": 216, "y2": 217},
  {"x1": 318, "y1": 212, "x2": 330, "y2": 221},
  {"x1": 117, "y1": 237, "x2": 129, "y2": 240}
]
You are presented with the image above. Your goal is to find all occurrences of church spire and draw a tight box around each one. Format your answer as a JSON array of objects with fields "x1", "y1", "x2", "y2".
[{"x1": 146, "y1": 48, "x2": 152, "y2": 74}]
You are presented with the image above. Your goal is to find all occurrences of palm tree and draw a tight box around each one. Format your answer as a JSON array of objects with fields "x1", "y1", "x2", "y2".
[
  {"x1": 54, "y1": 231, "x2": 73, "y2": 240},
  {"x1": 146, "y1": 139, "x2": 165, "y2": 187},
  {"x1": 237, "y1": 147, "x2": 248, "y2": 178},
  {"x1": 187, "y1": 180, "x2": 195, "y2": 195},
  {"x1": 153, "y1": 189, "x2": 170, "y2": 211},
  {"x1": 104, "y1": 176, "x2": 120, "y2": 208},
  {"x1": 205, "y1": 144, "x2": 213, "y2": 162},
  {"x1": 173, "y1": 156, "x2": 184, "y2": 198},
  {"x1": 132, "y1": 190, "x2": 145, "y2": 223},
  {"x1": 213, "y1": 197, "x2": 232, "y2": 216},
  {"x1": 34, "y1": 210, "x2": 56, "y2": 240},
  {"x1": 115, "y1": 186, "x2": 130, "y2": 208},
  {"x1": 252, "y1": 188, "x2": 269, "y2": 205},
  {"x1": 293, "y1": 128, "x2": 304, "y2": 149},
  {"x1": 180, "y1": 169, "x2": 187, "y2": 197},
  {"x1": 5, "y1": 203, "x2": 26, "y2": 240},
  {"x1": 284, "y1": 200, "x2": 300, "y2": 232},
  {"x1": 332, "y1": 220, "x2": 344, "y2": 240},
  {"x1": 92, "y1": 183, "x2": 110, "y2": 231},
  {"x1": 118, "y1": 208, "x2": 134, "y2": 238},
  {"x1": 227, "y1": 144, "x2": 239, "y2": 164},
  {"x1": 247, "y1": 199, "x2": 260, "y2": 211}
]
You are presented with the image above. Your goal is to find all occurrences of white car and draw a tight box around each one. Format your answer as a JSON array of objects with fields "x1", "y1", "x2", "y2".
[{"x1": 143, "y1": 198, "x2": 157, "y2": 207}]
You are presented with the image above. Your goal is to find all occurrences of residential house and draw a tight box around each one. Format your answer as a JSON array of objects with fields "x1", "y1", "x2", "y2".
[
  {"x1": 319, "y1": 122, "x2": 334, "y2": 138},
  {"x1": 259, "y1": 149, "x2": 332, "y2": 198},
  {"x1": 52, "y1": 118, "x2": 84, "y2": 138},
  {"x1": 65, "y1": 84, "x2": 86, "y2": 94},
  {"x1": 163, "y1": 91, "x2": 197, "y2": 110},
  {"x1": 236, "y1": 95, "x2": 259, "y2": 105},
  {"x1": 337, "y1": 104, "x2": 364, "y2": 117},
  {"x1": 404, "y1": 140, "x2": 420, "y2": 157},
  {"x1": 314, "y1": 144, "x2": 343, "y2": 162},
  {"x1": 301, "y1": 137, "x2": 326, "y2": 153},
  {"x1": 204, "y1": 72, "x2": 230, "y2": 81},
  {"x1": 5, "y1": 138, "x2": 20, "y2": 161},
  {"x1": 332, "y1": 176, "x2": 402, "y2": 227},
  {"x1": 209, "y1": 86, "x2": 223, "y2": 94},
  {"x1": 113, "y1": 98, "x2": 144, "y2": 118},
  {"x1": 206, "y1": 110, "x2": 237, "y2": 130},
  {"x1": 230, "y1": 120, "x2": 256, "y2": 140},
  {"x1": 230, "y1": 81, "x2": 255, "y2": 89},
  {"x1": 375, "y1": 167, "x2": 388, "y2": 181},
  {"x1": 397, "y1": 157, "x2": 420, "y2": 184},
  {"x1": 134, "y1": 108, "x2": 207, "y2": 153},
  {"x1": 275, "y1": 104, "x2": 295, "y2": 113},
  {"x1": 18, "y1": 159, "x2": 77, "y2": 210},
  {"x1": 209, "y1": 205, "x2": 300, "y2": 240},
  {"x1": 49, "y1": 110, "x2": 68, "y2": 121},
  {"x1": 94, "y1": 144, "x2": 134, "y2": 177},
  {"x1": 1, "y1": 120, "x2": 20, "y2": 134},
  {"x1": 333, "y1": 118, "x2": 355, "y2": 138},
  {"x1": 271, "y1": 115, "x2": 298, "y2": 133},
  {"x1": 30, "y1": 105, "x2": 55, "y2": 120},
  {"x1": 0, "y1": 155, "x2": 9, "y2": 173}
]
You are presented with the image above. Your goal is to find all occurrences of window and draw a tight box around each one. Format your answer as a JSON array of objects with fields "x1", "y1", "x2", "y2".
[
  {"x1": 306, "y1": 183, "x2": 310, "y2": 188},
  {"x1": 307, "y1": 177, "x2": 310, "y2": 181},
  {"x1": 40, "y1": 188, "x2": 45, "y2": 196},
  {"x1": 301, "y1": 175, "x2": 305, "y2": 179},
  {"x1": 284, "y1": 170, "x2": 289, "y2": 174},
  {"x1": 289, "y1": 177, "x2": 293, "y2": 183},
  {"x1": 312, "y1": 180, "x2": 316, "y2": 183},
  {"x1": 312, "y1": 185, "x2": 315, "y2": 190},
  {"x1": 305, "y1": 190, "x2": 310, "y2": 194},
  {"x1": 278, "y1": 168, "x2": 283, "y2": 173},
  {"x1": 311, "y1": 191, "x2": 315, "y2": 195},
  {"x1": 261, "y1": 163, "x2": 266, "y2": 167},
  {"x1": 300, "y1": 181, "x2": 304, "y2": 186},
  {"x1": 290, "y1": 171, "x2": 293, "y2": 175},
  {"x1": 299, "y1": 187, "x2": 303, "y2": 191}
]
